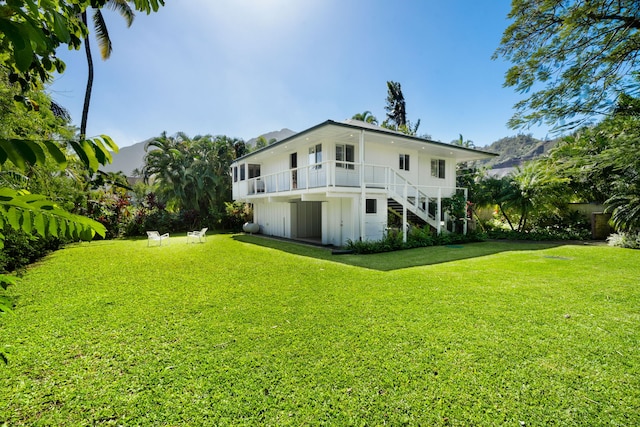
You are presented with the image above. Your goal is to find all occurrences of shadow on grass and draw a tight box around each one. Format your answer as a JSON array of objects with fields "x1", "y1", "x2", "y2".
[{"x1": 232, "y1": 234, "x2": 564, "y2": 271}]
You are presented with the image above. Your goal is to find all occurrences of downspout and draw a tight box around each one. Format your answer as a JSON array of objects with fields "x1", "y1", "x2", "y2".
[{"x1": 359, "y1": 129, "x2": 366, "y2": 241}]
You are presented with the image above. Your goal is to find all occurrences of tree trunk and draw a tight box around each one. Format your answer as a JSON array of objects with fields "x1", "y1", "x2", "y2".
[
  {"x1": 498, "y1": 203, "x2": 515, "y2": 231},
  {"x1": 80, "y1": 10, "x2": 93, "y2": 140}
]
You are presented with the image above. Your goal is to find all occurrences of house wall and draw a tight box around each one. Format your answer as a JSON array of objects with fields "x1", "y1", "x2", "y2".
[
  {"x1": 363, "y1": 141, "x2": 457, "y2": 193},
  {"x1": 253, "y1": 199, "x2": 291, "y2": 238},
  {"x1": 363, "y1": 194, "x2": 387, "y2": 241},
  {"x1": 324, "y1": 197, "x2": 358, "y2": 246}
]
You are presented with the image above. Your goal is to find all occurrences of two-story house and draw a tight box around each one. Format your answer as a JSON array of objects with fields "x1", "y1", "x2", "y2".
[{"x1": 231, "y1": 119, "x2": 496, "y2": 246}]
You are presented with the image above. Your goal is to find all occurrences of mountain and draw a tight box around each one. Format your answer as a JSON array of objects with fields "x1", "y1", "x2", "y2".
[
  {"x1": 101, "y1": 138, "x2": 154, "y2": 176},
  {"x1": 478, "y1": 134, "x2": 559, "y2": 170},
  {"x1": 102, "y1": 129, "x2": 297, "y2": 177},
  {"x1": 245, "y1": 128, "x2": 296, "y2": 148}
]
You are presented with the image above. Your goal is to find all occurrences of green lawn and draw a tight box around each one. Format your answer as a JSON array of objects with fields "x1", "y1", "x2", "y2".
[{"x1": 1, "y1": 234, "x2": 639, "y2": 426}]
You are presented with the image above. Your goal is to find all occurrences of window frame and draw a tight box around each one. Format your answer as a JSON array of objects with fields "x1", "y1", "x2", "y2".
[
  {"x1": 248, "y1": 164, "x2": 261, "y2": 179},
  {"x1": 399, "y1": 154, "x2": 410, "y2": 171},
  {"x1": 431, "y1": 159, "x2": 446, "y2": 179},
  {"x1": 309, "y1": 144, "x2": 323, "y2": 169},
  {"x1": 365, "y1": 198, "x2": 377, "y2": 214},
  {"x1": 336, "y1": 144, "x2": 355, "y2": 169}
]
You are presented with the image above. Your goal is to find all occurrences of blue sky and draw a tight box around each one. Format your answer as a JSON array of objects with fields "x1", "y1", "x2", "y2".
[{"x1": 48, "y1": 0, "x2": 552, "y2": 148}]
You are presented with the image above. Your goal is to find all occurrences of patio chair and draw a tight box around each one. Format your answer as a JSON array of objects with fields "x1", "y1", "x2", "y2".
[
  {"x1": 147, "y1": 231, "x2": 170, "y2": 246},
  {"x1": 187, "y1": 227, "x2": 208, "y2": 243}
]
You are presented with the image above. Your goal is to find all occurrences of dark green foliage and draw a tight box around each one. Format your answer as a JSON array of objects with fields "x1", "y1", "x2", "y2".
[
  {"x1": 346, "y1": 228, "x2": 486, "y2": 254},
  {"x1": 495, "y1": 0, "x2": 640, "y2": 130},
  {"x1": 222, "y1": 201, "x2": 253, "y2": 232},
  {"x1": 0, "y1": 227, "x2": 64, "y2": 274},
  {"x1": 486, "y1": 228, "x2": 590, "y2": 242}
]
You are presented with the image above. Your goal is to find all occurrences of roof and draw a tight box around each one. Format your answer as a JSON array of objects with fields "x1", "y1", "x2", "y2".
[{"x1": 233, "y1": 119, "x2": 498, "y2": 164}]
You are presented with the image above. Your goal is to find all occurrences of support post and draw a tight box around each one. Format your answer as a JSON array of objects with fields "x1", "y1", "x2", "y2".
[
  {"x1": 359, "y1": 130, "x2": 366, "y2": 241},
  {"x1": 402, "y1": 182, "x2": 408, "y2": 243},
  {"x1": 436, "y1": 187, "x2": 442, "y2": 235}
]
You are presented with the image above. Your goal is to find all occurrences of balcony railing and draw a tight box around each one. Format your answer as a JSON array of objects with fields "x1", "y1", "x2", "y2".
[{"x1": 241, "y1": 160, "x2": 460, "y2": 198}]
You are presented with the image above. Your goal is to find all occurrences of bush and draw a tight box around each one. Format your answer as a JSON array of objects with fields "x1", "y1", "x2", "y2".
[
  {"x1": 0, "y1": 227, "x2": 64, "y2": 274},
  {"x1": 486, "y1": 227, "x2": 590, "y2": 241},
  {"x1": 346, "y1": 227, "x2": 486, "y2": 254},
  {"x1": 607, "y1": 231, "x2": 640, "y2": 249}
]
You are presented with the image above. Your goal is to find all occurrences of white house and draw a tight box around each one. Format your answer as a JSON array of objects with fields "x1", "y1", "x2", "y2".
[{"x1": 231, "y1": 119, "x2": 496, "y2": 246}]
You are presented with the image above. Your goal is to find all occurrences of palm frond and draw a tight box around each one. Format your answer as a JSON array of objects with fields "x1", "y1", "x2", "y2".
[
  {"x1": 92, "y1": 9, "x2": 113, "y2": 60},
  {"x1": 107, "y1": 0, "x2": 135, "y2": 27}
]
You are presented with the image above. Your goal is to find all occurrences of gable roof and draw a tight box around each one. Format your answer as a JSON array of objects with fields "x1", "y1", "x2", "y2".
[{"x1": 233, "y1": 119, "x2": 497, "y2": 164}]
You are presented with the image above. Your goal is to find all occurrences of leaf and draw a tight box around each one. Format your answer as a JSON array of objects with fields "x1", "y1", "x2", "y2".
[
  {"x1": 12, "y1": 139, "x2": 45, "y2": 166},
  {"x1": 98, "y1": 134, "x2": 119, "y2": 153},
  {"x1": 58, "y1": 218, "x2": 67, "y2": 237},
  {"x1": 52, "y1": 11, "x2": 71, "y2": 43},
  {"x1": 6, "y1": 207, "x2": 21, "y2": 230},
  {"x1": 70, "y1": 140, "x2": 99, "y2": 172},
  {"x1": 21, "y1": 211, "x2": 32, "y2": 234},
  {"x1": 0, "y1": 139, "x2": 26, "y2": 170},
  {"x1": 48, "y1": 215, "x2": 58, "y2": 237},
  {"x1": 42, "y1": 140, "x2": 68, "y2": 170},
  {"x1": 34, "y1": 212, "x2": 46, "y2": 236},
  {"x1": 0, "y1": 274, "x2": 19, "y2": 290},
  {"x1": 0, "y1": 296, "x2": 13, "y2": 314}
]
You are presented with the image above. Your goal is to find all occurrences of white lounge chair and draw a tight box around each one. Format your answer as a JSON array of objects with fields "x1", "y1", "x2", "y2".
[
  {"x1": 147, "y1": 231, "x2": 170, "y2": 246},
  {"x1": 187, "y1": 227, "x2": 208, "y2": 243}
]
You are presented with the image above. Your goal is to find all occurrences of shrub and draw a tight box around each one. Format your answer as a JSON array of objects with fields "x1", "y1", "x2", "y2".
[
  {"x1": 486, "y1": 227, "x2": 590, "y2": 241},
  {"x1": 346, "y1": 227, "x2": 486, "y2": 254},
  {"x1": 0, "y1": 227, "x2": 64, "y2": 274},
  {"x1": 607, "y1": 231, "x2": 640, "y2": 249}
]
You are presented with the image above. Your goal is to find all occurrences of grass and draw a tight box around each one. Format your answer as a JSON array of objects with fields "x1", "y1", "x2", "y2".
[{"x1": 1, "y1": 234, "x2": 639, "y2": 425}]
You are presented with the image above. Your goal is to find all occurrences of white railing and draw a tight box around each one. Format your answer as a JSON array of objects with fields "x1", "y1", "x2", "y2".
[
  {"x1": 245, "y1": 160, "x2": 360, "y2": 195},
  {"x1": 241, "y1": 160, "x2": 468, "y2": 233}
]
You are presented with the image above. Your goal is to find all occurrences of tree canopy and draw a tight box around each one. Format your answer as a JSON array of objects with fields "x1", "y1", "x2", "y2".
[
  {"x1": 495, "y1": 0, "x2": 640, "y2": 130},
  {"x1": 382, "y1": 81, "x2": 420, "y2": 136}
]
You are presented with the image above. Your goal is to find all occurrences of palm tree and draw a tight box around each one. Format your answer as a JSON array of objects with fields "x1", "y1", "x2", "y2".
[
  {"x1": 453, "y1": 134, "x2": 475, "y2": 148},
  {"x1": 383, "y1": 81, "x2": 407, "y2": 128},
  {"x1": 352, "y1": 111, "x2": 378, "y2": 125},
  {"x1": 80, "y1": 1, "x2": 135, "y2": 138}
]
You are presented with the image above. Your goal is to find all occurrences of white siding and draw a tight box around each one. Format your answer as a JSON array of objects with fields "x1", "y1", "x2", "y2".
[
  {"x1": 253, "y1": 200, "x2": 291, "y2": 238},
  {"x1": 363, "y1": 195, "x2": 386, "y2": 241}
]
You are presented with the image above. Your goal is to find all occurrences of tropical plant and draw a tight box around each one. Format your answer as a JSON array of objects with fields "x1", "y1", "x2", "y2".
[
  {"x1": 381, "y1": 81, "x2": 420, "y2": 136},
  {"x1": 494, "y1": 0, "x2": 640, "y2": 131},
  {"x1": 80, "y1": 0, "x2": 136, "y2": 138},
  {"x1": 541, "y1": 96, "x2": 640, "y2": 231},
  {"x1": 452, "y1": 134, "x2": 475, "y2": 148},
  {"x1": 142, "y1": 132, "x2": 244, "y2": 219},
  {"x1": 507, "y1": 162, "x2": 569, "y2": 231},
  {"x1": 352, "y1": 110, "x2": 378, "y2": 125}
]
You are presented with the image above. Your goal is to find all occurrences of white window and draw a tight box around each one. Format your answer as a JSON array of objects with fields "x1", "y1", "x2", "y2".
[
  {"x1": 336, "y1": 144, "x2": 355, "y2": 169},
  {"x1": 399, "y1": 154, "x2": 410, "y2": 171},
  {"x1": 431, "y1": 159, "x2": 445, "y2": 179},
  {"x1": 309, "y1": 144, "x2": 322, "y2": 169},
  {"x1": 240, "y1": 164, "x2": 246, "y2": 181}
]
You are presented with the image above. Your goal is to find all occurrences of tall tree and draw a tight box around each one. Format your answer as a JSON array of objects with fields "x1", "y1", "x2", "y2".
[
  {"x1": 80, "y1": 1, "x2": 135, "y2": 138},
  {"x1": 495, "y1": 0, "x2": 640, "y2": 131},
  {"x1": 382, "y1": 81, "x2": 421, "y2": 136},
  {"x1": 383, "y1": 81, "x2": 407, "y2": 128}
]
